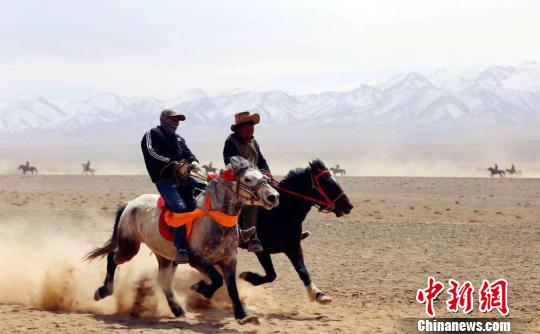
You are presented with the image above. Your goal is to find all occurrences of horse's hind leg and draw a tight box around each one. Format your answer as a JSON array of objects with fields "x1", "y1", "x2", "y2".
[
  {"x1": 285, "y1": 246, "x2": 332, "y2": 305},
  {"x1": 239, "y1": 251, "x2": 277, "y2": 286},
  {"x1": 94, "y1": 233, "x2": 140, "y2": 300},
  {"x1": 94, "y1": 252, "x2": 117, "y2": 300},
  {"x1": 189, "y1": 255, "x2": 223, "y2": 299},
  {"x1": 156, "y1": 255, "x2": 184, "y2": 317}
]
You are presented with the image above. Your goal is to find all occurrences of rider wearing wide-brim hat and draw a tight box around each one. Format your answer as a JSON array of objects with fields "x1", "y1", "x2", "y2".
[
  {"x1": 223, "y1": 111, "x2": 270, "y2": 253},
  {"x1": 141, "y1": 109, "x2": 203, "y2": 264}
]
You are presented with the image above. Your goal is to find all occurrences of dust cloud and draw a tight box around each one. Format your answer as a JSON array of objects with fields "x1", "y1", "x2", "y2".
[{"x1": 0, "y1": 218, "x2": 269, "y2": 318}]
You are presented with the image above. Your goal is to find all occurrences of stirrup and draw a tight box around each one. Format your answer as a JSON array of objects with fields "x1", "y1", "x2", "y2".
[
  {"x1": 247, "y1": 239, "x2": 263, "y2": 253},
  {"x1": 239, "y1": 226, "x2": 256, "y2": 244}
]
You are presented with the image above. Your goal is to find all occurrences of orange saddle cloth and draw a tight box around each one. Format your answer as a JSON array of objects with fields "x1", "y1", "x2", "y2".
[{"x1": 157, "y1": 195, "x2": 239, "y2": 243}]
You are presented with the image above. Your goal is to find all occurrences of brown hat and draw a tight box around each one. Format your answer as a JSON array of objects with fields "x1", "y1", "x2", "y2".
[
  {"x1": 230, "y1": 111, "x2": 260, "y2": 131},
  {"x1": 161, "y1": 109, "x2": 186, "y2": 121}
]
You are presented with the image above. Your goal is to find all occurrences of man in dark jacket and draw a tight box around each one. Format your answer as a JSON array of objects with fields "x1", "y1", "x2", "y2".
[
  {"x1": 141, "y1": 109, "x2": 202, "y2": 264},
  {"x1": 223, "y1": 111, "x2": 270, "y2": 252}
]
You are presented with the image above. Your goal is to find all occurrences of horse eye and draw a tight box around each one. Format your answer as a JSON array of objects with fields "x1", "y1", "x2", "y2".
[{"x1": 244, "y1": 177, "x2": 252, "y2": 183}]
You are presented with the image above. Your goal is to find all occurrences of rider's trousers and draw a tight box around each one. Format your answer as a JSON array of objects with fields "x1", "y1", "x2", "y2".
[
  {"x1": 155, "y1": 178, "x2": 198, "y2": 250},
  {"x1": 240, "y1": 205, "x2": 261, "y2": 241}
]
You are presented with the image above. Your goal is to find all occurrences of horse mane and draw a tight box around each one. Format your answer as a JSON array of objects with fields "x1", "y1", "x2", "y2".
[
  {"x1": 229, "y1": 156, "x2": 252, "y2": 175},
  {"x1": 285, "y1": 158, "x2": 326, "y2": 178},
  {"x1": 282, "y1": 158, "x2": 326, "y2": 187}
]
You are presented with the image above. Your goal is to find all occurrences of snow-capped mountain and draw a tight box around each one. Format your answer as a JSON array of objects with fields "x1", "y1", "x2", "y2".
[{"x1": 2, "y1": 63, "x2": 540, "y2": 138}]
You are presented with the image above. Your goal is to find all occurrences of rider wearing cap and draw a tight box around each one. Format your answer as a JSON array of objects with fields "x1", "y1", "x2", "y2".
[
  {"x1": 223, "y1": 111, "x2": 270, "y2": 252},
  {"x1": 141, "y1": 109, "x2": 202, "y2": 264}
]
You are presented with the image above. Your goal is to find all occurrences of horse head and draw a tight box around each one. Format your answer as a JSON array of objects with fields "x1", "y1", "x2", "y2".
[
  {"x1": 225, "y1": 156, "x2": 279, "y2": 210},
  {"x1": 308, "y1": 159, "x2": 353, "y2": 217}
]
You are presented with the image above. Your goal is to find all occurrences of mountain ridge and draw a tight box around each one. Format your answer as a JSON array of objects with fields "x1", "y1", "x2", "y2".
[{"x1": 2, "y1": 64, "x2": 540, "y2": 137}]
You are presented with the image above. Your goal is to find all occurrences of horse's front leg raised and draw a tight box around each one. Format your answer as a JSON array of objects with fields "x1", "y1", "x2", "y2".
[
  {"x1": 156, "y1": 255, "x2": 184, "y2": 317},
  {"x1": 189, "y1": 255, "x2": 223, "y2": 299},
  {"x1": 239, "y1": 251, "x2": 277, "y2": 286},
  {"x1": 285, "y1": 246, "x2": 332, "y2": 305},
  {"x1": 220, "y1": 258, "x2": 259, "y2": 325}
]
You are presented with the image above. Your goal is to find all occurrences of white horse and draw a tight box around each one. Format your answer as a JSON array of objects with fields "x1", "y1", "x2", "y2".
[
  {"x1": 85, "y1": 157, "x2": 279, "y2": 324},
  {"x1": 81, "y1": 163, "x2": 96, "y2": 175}
]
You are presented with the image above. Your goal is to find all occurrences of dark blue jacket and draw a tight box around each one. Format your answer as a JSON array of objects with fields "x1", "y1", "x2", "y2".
[{"x1": 141, "y1": 126, "x2": 198, "y2": 182}]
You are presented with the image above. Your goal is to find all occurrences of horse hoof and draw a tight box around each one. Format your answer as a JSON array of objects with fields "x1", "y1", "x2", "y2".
[
  {"x1": 237, "y1": 314, "x2": 260, "y2": 325},
  {"x1": 94, "y1": 289, "x2": 106, "y2": 301},
  {"x1": 190, "y1": 281, "x2": 213, "y2": 299},
  {"x1": 171, "y1": 306, "x2": 185, "y2": 317},
  {"x1": 315, "y1": 292, "x2": 332, "y2": 304}
]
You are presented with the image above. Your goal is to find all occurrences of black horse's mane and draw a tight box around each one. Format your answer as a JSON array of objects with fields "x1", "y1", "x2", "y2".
[{"x1": 283, "y1": 158, "x2": 326, "y2": 183}]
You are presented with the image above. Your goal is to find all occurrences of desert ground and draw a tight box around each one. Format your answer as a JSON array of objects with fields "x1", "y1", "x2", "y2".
[{"x1": 0, "y1": 174, "x2": 538, "y2": 333}]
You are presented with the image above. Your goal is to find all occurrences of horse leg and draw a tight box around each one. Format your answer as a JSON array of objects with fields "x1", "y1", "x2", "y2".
[
  {"x1": 94, "y1": 234, "x2": 140, "y2": 300},
  {"x1": 285, "y1": 246, "x2": 332, "y2": 304},
  {"x1": 94, "y1": 251, "x2": 117, "y2": 300},
  {"x1": 189, "y1": 255, "x2": 223, "y2": 299},
  {"x1": 220, "y1": 259, "x2": 258, "y2": 324},
  {"x1": 239, "y1": 251, "x2": 277, "y2": 286},
  {"x1": 156, "y1": 255, "x2": 184, "y2": 317}
]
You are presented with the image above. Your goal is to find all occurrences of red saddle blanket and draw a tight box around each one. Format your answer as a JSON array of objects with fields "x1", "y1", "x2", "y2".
[{"x1": 157, "y1": 197, "x2": 174, "y2": 243}]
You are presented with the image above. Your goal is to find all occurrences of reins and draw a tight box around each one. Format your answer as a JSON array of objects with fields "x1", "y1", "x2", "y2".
[
  {"x1": 169, "y1": 160, "x2": 267, "y2": 204},
  {"x1": 266, "y1": 169, "x2": 344, "y2": 212}
]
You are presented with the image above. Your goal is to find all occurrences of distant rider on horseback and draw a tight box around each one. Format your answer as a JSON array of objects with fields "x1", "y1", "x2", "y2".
[
  {"x1": 141, "y1": 109, "x2": 202, "y2": 264},
  {"x1": 223, "y1": 111, "x2": 270, "y2": 253}
]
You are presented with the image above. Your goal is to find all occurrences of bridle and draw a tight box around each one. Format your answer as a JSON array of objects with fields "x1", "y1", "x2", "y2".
[
  {"x1": 268, "y1": 168, "x2": 345, "y2": 212},
  {"x1": 189, "y1": 164, "x2": 270, "y2": 204},
  {"x1": 234, "y1": 175, "x2": 269, "y2": 204}
]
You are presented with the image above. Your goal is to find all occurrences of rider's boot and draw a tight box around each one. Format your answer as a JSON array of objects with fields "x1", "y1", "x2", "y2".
[
  {"x1": 241, "y1": 206, "x2": 263, "y2": 252},
  {"x1": 247, "y1": 237, "x2": 263, "y2": 252},
  {"x1": 173, "y1": 226, "x2": 189, "y2": 264},
  {"x1": 239, "y1": 226, "x2": 256, "y2": 244}
]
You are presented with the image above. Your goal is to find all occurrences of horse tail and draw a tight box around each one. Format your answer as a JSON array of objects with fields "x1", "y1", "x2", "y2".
[{"x1": 84, "y1": 203, "x2": 127, "y2": 261}]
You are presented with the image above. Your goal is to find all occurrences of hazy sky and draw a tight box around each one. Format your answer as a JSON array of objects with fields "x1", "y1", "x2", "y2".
[{"x1": 1, "y1": 0, "x2": 539, "y2": 99}]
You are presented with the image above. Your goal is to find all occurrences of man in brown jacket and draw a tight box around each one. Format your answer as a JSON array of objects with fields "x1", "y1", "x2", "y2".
[{"x1": 223, "y1": 111, "x2": 270, "y2": 252}]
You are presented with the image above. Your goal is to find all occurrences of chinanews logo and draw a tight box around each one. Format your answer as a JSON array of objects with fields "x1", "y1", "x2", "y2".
[
  {"x1": 416, "y1": 277, "x2": 509, "y2": 317},
  {"x1": 413, "y1": 277, "x2": 511, "y2": 333}
]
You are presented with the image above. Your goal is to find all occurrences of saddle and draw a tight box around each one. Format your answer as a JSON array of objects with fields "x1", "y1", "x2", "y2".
[{"x1": 157, "y1": 195, "x2": 239, "y2": 243}]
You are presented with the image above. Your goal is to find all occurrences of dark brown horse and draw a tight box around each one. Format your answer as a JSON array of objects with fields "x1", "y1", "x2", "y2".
[
  {"x1": 239, "y1": 159, "x2": 353, "y2": 304},
  {"x1": 18, "y1": 164, "x2": 38, "y2": 174}
]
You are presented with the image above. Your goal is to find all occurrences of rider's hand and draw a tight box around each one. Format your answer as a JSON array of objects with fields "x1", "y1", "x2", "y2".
[
  {"x1": 261, "y1": 169, "x2": 272, "y2": 180},
  {"x1": 190, "y1": 161, "x2": 201, "y2": 172},
  {"x1": 174, "y1": 161, "x2": 190, "y2": 175}
]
